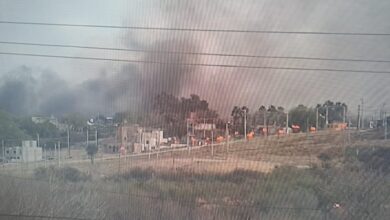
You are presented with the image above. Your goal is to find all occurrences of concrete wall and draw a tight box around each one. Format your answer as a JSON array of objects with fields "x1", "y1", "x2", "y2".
[
  {"x1": 5, "y1": 144, "x2": 42, "y2": 163},
  {"x1": 21, "y1": 147, "x2": 42, "y2": 162}
]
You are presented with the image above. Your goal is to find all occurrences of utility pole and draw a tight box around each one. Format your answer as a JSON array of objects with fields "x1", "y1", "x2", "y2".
[
  {"x1": 316, "y1": 107, "x2": 319, "y2": 130},
  {"x1": 36, "y1": 133, "x2": 40, "y2": 148},
  {"x1": 384, "y1": 112, "x2": 387, "y2": 140},
  {"x1": 226, "y1": 122, "x2": 229, "y2": 154},
  {"x1": 2, "y1": 140, "x2": 4, "y2": 165},
  {"x1": 264, "y1": 111, "x2": 267, "y2": 137},
  {"x1": 244, "y1": 110, "x2": 247, "y2": 141},
  {"x1": 58, "y1": 141, "x2": 61, "y2": 167},
  {"x1": 187, "y1": 119, "x2": 190, "y2": 155},
  {"x1": 54, "y1": 143, "x2": 57, "y2": 160},
  {"x1": 326, "y1": 106, "x2": 329, "y2": 128},
  {"x1": 118, "y1": 153, "x2": 121, "y2": 174},
  {"x1": 157, "y1": 130, "x2": 160, "y2": 159},
  {"x1": 67, "y1": 127, "x2": 70, "y2": 158},
  {"x1": 343, "y1": 106, "x2": 346, "y2": 124},
  {"x1": 44, "y1": 144, "x2": 47, "y2": 167},
  {"x1": 361, "y1": 98, "x2": 364, "y2": 129},
  {"x1": 211, "y1": 127, "x2": 214, "y2": 158},
  {"x1": 95, "y1": 128, "x2": 98, "y2": 150},
  {"x1": 203, "y1": 117, "x2": 206, "y2": 139},
  {"x1": 357, "y1": 105, "x2": 361, "y2": 130},
  {"x1": 286, "y1": 112, "x2": 289, "y2": 134},
  {"x1": 86, "y1": 128, "x2": 89, "y2": 147}
]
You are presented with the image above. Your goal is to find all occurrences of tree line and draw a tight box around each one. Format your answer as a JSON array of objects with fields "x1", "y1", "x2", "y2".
[{"x1": 231, "y1": 100, "x2": 348, "y2": 134}]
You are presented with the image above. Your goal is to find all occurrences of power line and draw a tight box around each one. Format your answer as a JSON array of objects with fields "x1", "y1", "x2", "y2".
[
  {"x1": 0, "y1": 213, "x2": 95, "y2": 220},
  {"x1": 1, "y1": 51, "x2": 390, "y2": 74},
  {"x1": 1, "y1": 20, "x2": 390, "y2": 36},
  {"x1": 1, "y1": 41, "x2": 390, "y2": 63}
]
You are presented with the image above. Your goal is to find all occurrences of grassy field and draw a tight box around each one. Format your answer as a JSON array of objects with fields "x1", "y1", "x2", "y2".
[{"x1": 0, "y1": 131, "x2": 389, "y2": 219}]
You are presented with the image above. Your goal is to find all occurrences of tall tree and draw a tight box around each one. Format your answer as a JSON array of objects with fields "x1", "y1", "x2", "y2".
[
  {"x1": 152, "y1": 93, "x2": 218, "y2": 138},
  {"x1": 317, "y1": 101, "x2": 348, "y2": 127},
  {"x1": 289, "y1": 105, "x2": 316, "y2": 132}
]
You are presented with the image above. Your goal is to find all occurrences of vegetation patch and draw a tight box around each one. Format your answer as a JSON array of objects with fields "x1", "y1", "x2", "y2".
[{"x1": 34, "y1": 166, "x2": 91, "y2": 182}]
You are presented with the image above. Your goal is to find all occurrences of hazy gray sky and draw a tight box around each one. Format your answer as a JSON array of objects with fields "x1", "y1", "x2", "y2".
[{"x1": 0, "y1": 0, "x2": 390, "y2": 117}]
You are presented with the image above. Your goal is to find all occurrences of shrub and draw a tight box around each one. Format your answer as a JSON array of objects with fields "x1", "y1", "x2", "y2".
[
  {"x1": 357, "y1": 147, "x2": 390, "y2": 173},
  {"x1": 34, "y1": 166, "x2": 91, "y2": 182}
]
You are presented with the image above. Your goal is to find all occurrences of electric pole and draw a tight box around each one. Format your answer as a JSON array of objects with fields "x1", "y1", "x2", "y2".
[
  {"x1": 286, "y1": 112, "x2": 289, "y2": 134},
  {"x1": 95, "y1": 128, "x2": 98, "y2": 149},
  {"x1": 264, "y1": 111, "x2": 267, "y2": 137},
  {"x1": 58, "y1": 141, "x2": 61, "y2": 167},
  {"x1": 67, "y1": 127, "x2": 70, "y2": 158},
  {"x1": 211, "y1": 126, "x2": 214, "y2": 158},
  {"x1": 226, "y1": 122, "x2": 229, "y2": 154},
  {"x1": 316, "y1": 107, "x2": 319, "y2": 131},
  {"x1": 357, "y1": 105, "x2": 361, "y2": 130},
  {"x1": 187, "y1": 119, "x2": 190, "y2": 155},
  {"x1": 361, "y1": 98, "x2": 364, "y2": 129},
  {"x1": 244, "y1": 110, "x2": 247, "y2": 141},
  {"x1": 36, "y1": 133, "x2": 40, "y2": 148},
  {"x1": 86, "y1": 128, "x2": 89, "y2": 147},
  {"x1": 384, "y1": 112, "x2": 387, "y2": 140},
  {"x1": 326, "y1": 106, "x2": 329, "y2": 128},
  {"x1": 44, "y1": 144, "x2": 47, "y2": 168},
  {"x1": 203, "y1": 117, "x2": 206, "y2": 139},
  {"x1": 343, "y1": 106, "x2": 346, "y2": 124},
  {"x1": 2, "y1": 140, "x2": 4, "y2": 165}
]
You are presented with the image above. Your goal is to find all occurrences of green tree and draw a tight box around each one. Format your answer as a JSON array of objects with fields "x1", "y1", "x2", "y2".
[
  {"x1": 61, "y1": 113, "x2": 88, "y2": 131},
  {"x1": 18, "y1": 117, "x2": 60, "y2": 138},
  {"x1": 317, "y1": 101, "x2": 348, "y2": 126},
  {"x1": 152, "y1": 93, "x2": 218, "y2": 138},
  {"x1": 0, "y1": 110, "x2": 29, "y2": 141},
  {"x1": 289, "y1": 105, "x2": 316, "y2": 132}
]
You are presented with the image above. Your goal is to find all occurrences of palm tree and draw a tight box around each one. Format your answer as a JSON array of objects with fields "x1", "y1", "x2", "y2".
[
  {"x1": 276, "y1": 106, "x2": 285, "y2": 126},
  {"x1": 241, "y1": 106, "x2": 249, "y2": 136},
  {"x1": 231, "y1": 106, "x2": 242, "y2": 130},
  {"x1": 258, "y1": 105, "x2": 267, "y2": 127},
  {"x1": 267, "y1": 105, "x2": 277, "y2": 125}
]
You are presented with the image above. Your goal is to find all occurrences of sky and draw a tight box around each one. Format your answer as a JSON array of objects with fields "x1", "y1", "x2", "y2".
[{"x1": 0, "y1": 0, "x2": 390, "y2": 118}]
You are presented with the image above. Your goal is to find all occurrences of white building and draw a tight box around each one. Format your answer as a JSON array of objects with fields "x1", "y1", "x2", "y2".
[
  {"x1": 134, "y1": 128, "x2": 166, "y2": 153},
  {"x1": 4, "y1": 140, "x2": 42, "y2": 162}
]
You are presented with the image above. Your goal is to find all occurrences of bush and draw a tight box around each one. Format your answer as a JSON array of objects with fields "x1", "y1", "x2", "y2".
[
  {"x1": 318, "y1": 152, "x2": 331, "y2": 162},
  {"x1": 112, "y1": 167, "x2": 154, "y2": 181},
  {"x1": 34, "y1": 166, "x2": 91, "y2": 182},
  {"x1": 357, "y1": 147, "x2": 390, "y2": 173}
]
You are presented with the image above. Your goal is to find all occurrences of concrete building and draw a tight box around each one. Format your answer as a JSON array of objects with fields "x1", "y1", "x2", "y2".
[
  {"x1": 100, "y1": 124, "x2": 141, "y2": 154},
  {"x1": 134, "y1": 128, "x2": 166, "y2": 153},
  {"x1": 4, "y1": 140, "x2": 42, "y2": 162},
  {"x1": 101, "y1": 124, "x2": 168, "y2": 154}
]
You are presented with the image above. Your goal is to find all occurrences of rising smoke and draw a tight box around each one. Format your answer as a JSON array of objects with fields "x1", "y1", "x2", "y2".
[
  {"x1": 1, "y1": 0, "x2": 390, "y2": 117},
  {"x1": 0, "y1": 38, "x2": 201, "y2": 116}
]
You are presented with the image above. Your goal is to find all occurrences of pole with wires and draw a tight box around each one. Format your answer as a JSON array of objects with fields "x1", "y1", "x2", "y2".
[
  {"x1": 316, "y1": 107, "x2": 319, "y2": 130},
  {"x1": 244, "y1": 110, "x2": 247, "y2": 141},
  {"x1": 67, "y1": 127, "x2": 70, "y2": 158},
  {"x1": 384, "y1": 112, "x2": 387, "y2": 140},
  {"x1": 2, "y1": 140, "x2": 4, "y2": 166},
  {"x1": 58, "y1": 141, "x2": 61, "y2": 167}
]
